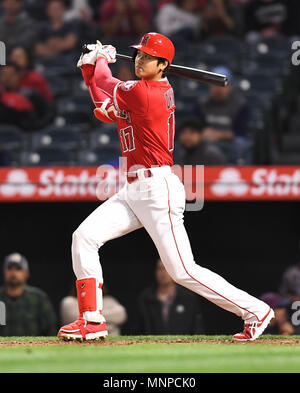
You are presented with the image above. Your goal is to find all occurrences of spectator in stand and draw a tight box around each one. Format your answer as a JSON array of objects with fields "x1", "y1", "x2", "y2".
[
  {"x1": 201, "y1": 0, "x2": 235, "y2": 37},
  {"x1": 0, "y1": 62, "x2": 52, "y2": 130},
  {"x1": 279, "y1": 261, "x2": 300, "y2": 334},
  {"x1": 197, "y1": 66, "x2": 251, "y2": 164},
  {"x1": 175, "y1": 119, "x2": 227, "y2": 165},
  {"x1": 63, "y1": 0, "x2": 93, "y2": 22},
  {"x1": 99, "y1": 0, "x2": 152, "y2": 39},
  {"x1": 0, "y1": 252, "x2": 57, "y2": 336},
  {"x1": 60, "y1": 283, "x2": 127, "y2": 336},
  {"x1": 137, "y1": 259, "x2": 204, "y2": 335},
  {"x1": 0, "y1": 0, "x2": 38, "y2": 53},
  {"x1": 35, "y1": 0, "x2": 79, "y2": 57},
  {"x1": 260, "y1": 292, "x2": 294, "y2": 335},
  {"x1": 155, "y1": 0, "x2": 203, "y2": 41},
  {"x1": 9, "y1": 46, "x2": 54, "y2": 103},
  {"x1": 279, "y1": 261, "x2": 300, "y2": 304},
  {"x1": 244, "y1": 0, "x2": 300, "y2": 39}
]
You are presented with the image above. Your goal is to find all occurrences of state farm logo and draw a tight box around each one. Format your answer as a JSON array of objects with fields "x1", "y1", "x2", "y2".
[
  {"x1": 210, "y1": 168, "x2": 300, "y2": 198},
  {"x1": 0, "y1": 169, "x2": 36, "y2": 197},
  {"x1": 0, "y1": 168, "x2": 124, "y2": 200},
  {"x1": 211, "y1": 168, "x2": 249, "y2": 196}
]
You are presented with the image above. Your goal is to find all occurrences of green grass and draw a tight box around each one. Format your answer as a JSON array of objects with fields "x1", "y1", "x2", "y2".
[{"x1": 0, "y1": 336, "x2": 300, "y2": 373}]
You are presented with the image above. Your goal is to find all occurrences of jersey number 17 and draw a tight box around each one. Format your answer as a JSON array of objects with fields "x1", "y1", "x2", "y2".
[{"x1": 119, "y1": 111, "x2": 175, "y2": 153}]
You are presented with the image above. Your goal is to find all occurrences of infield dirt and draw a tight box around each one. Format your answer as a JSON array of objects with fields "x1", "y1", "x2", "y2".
[{"x1": 1, "y1": 337, "x2": 300, "y2": 347}]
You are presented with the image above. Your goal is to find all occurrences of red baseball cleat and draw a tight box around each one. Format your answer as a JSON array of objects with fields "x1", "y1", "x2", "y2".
[
  {"x1": 58, "y1": 316, "x2": 108, "y2": 341},
  {"x1": 233, "y1": 308, "x2": 275, "y2": 342}
]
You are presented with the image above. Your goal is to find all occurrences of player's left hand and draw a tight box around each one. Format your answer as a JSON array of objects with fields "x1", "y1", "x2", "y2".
[{"x1": 77, "y1": 44, "x2": 98, "y2": 68}]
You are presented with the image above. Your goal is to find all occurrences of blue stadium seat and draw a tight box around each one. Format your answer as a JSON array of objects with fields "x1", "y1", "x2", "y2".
[
  {"x1": 20, "y1": 148, "x2": 76, "y2": 166},
  {"x1": 0, "y1": 125, "x2": 28, "y2": 151},
  {"x1": 44, "y1": 74, "x2": 70, "y2": 98},
  {"x1": 71, "y1": 75, "x2": 91, "y2": 97},
  {"x1": 203, "y1": 35, "x2": 245, "y2": 55},
  {"x1": 241, "y1": 56, "x2": 290, "y2": 78},
  {"x1": 89, "y1": 126, "x2": 120, "y2": 149},
  {"x1": 31, "y1": 126, "x2": 87, "y2": 151},
  {"x1": 37, "y1": 52, "x2": 78, "y2": 78},
  {"x1": 56, "y1": 96, "x2": 93, "y2": 115},
  {"x1": 247, "y1": 35, "x2": 291, "y2": 60},
  {"x1": 236, "y1": 75, "x2": 282, "y2": 97},
  {"x1": 54, "y1": 112, "x2": 92, "y2": 130},
  {"x1": 78, "y1": 146, "x2": 121, "y2": 166}
]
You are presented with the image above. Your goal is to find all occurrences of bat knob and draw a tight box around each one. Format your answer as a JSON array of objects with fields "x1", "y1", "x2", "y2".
[{"x1": 82, "y1": 44, "x2": 92, "y2": 54}]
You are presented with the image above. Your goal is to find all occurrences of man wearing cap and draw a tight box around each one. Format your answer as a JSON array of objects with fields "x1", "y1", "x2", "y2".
[
  {"x1": 198, "y1": 65, "x2": 251, "y2": 165},
  {"x1": 0, "y1": 253, "x2": 57, "y2": 336}
]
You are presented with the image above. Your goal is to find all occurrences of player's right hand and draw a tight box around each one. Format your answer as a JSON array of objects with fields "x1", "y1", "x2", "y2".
[{"x1": 96, "y1": 41, "x2": 117, "y2": 64}]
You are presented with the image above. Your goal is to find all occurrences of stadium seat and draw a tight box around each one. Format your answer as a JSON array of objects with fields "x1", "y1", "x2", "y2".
[
  {"x1": 44, "y1": 74, "x2": 70, "y2": 98},
  {"x1": 204, "y1": 35, "x2": 245, "y2": 55},
  {"x1": 31, "y1": 126, "x2": 87, "y2": 151},
  {"x1": 78, "y1": 146, "x2": 121, "y2": 166},
  {"x1": 236, "y1": 75, "x2": 282, "y2": 99},
  {"x1": 54, "y1": 112, "x2": 92, "y2": 131},
  {"x1": 247, "y1": 35, "x2": 291, "y2": 60},
  {"x1": 71, "y1": 75, "x2": 91, "y2": 97},
  {"x1": 20, "y1": 148, "x2": 76, "y2": 166},
  {"x1": 89, "y1": 126, "x2": 120, "y2": 149},
  {"x1": 0, "y1": 125, "x2": 28, "y2": 151},
  {"x1": 37, "y1": 52, "x2": 78, "y2": 78},
  {"x1": 241, "y1": 56, "x2": 290, "y2": 78},
  {"x1": 56, "y1": 96, "x2": 93, "y2": 115}
]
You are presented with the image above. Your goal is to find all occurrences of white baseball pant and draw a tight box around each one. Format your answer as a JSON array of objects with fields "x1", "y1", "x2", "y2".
[{"x1": 72, "y1": 166, "x2": 269, "y2": 323}]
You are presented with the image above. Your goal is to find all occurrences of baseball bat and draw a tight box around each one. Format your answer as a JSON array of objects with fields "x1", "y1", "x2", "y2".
[
  {"x1": 81, "y1": 45, "x2": 228, "y2": 87},
  {"x1": 116, "y1": 53, "x2": 228, "y2": 87}
]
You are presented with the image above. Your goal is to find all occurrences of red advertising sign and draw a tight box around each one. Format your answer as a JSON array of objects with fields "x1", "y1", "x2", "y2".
[{"x1": 0, "y1": 166, "x2": 300, "y2": 202}]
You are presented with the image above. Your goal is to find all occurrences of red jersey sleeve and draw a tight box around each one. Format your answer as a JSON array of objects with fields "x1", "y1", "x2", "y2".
[{"x1": 113, "y1": 80, "x2": 148, "y2": 115}]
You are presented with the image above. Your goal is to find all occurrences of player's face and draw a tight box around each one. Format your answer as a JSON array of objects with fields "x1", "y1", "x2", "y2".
[{"x1": 135, "y1": 50, "x2": 167, "y2": 81}]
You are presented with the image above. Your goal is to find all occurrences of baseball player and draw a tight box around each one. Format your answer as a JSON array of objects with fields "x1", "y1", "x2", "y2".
[{"x1": 58, "y1": 33, "x2": 274, "y2": 342}]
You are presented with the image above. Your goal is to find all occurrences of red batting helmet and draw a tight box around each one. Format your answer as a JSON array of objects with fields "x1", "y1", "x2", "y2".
[{"x1": 130, "y1": 32, "x2": 175, "y2": 65}]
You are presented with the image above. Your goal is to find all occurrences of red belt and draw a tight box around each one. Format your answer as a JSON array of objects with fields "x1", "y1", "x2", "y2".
[{"x1": 126, "y1": 169, "x2": 153, "y2": 184}]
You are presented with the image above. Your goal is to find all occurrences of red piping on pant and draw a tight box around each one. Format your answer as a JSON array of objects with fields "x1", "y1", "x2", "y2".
[{"x1": 164, "y1": 177, "x2": 260, "y2": 322}]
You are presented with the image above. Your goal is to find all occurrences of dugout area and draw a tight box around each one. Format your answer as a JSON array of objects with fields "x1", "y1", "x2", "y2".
[{"x1": 0, "y1": 200, "x2": 299, "y2": 336}]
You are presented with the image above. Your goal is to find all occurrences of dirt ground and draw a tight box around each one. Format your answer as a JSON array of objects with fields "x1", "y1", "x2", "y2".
[{"x1": 1, "y1": 338, "x2": 300, "y2": 347}]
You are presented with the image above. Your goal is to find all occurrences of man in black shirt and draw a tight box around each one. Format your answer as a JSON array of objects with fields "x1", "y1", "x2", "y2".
[
  {"x1": 244, "y1": 0, "x2": 300, "y2": 37},
  {"x1": 175, "y1": 119, "x2": 227, "y2": 166},
  {"x1": 137, "y1": 259, "x2": 204, "y2": 335},
  {"x1": 35, "y1": 0, "x2": 79, "y2": 57},
  {"x1": 198, "y1": 66, "x2": 251, "y2": 164}
]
